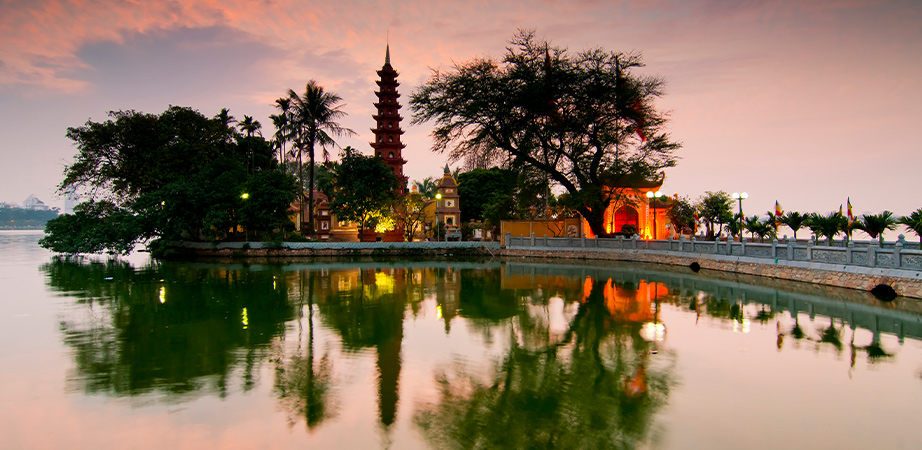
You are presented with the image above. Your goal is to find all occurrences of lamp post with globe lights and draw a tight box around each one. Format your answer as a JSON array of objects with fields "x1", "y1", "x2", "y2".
[
  {"x1": 646, "y1": 190, "x2": 664, "y2": 239},
  {"x1": 732, "y1": 192, "x2": 748, "y2": 226}
]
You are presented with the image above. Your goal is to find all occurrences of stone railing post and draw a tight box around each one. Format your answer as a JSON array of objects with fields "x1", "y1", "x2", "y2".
[
  {"x1": 807, "y1": 240, "x2": 814, "y2": 261},
  {"x1": 787, "y1": 236, "x2": 796, "y2": 260},
  {"x1": 505, "y1": 232, "x2": 512, "y2": 247},
  {"x1": 680, "y1": 234, "x2": 686, "y2": 253},
  {"x1": 740, "y1": 236, "x2": 747, "y2": 256},
  {"x1": 772, "y1": 238, "x2": 778, "y2": 259},
  {"x1": 530, "y1": 233, "x2": 536, "y2": 246},
  {"x1": 894, "y1": 234, "x2": 905, "y2": 268},
  {"x1": 846, "y1": 240, "x2": 854, "y2": 264},
  {"x1": 868, "y1": 241, "x2": 877, "y2": 267},
  {"x1": 581, "y1": 232, "x2": 586, "y2": 247}
]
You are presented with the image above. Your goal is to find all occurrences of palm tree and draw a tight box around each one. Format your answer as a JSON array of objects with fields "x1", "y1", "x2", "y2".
[
  {"x1": 743, "y1": 215, "x2": 761, "y2": 240},
  {"x1": 807, "y1": 211, "x2": 847, "y2": 246},
  {"x1": 779, "y1": 211, "x2": 808, "y2": 240},
  {"x1": 857, "y1": 211, "x2": 899, "y2": 246},
  {"x1": 413, "y1": 177, "x2": 437, "y2": 199},
  {"x1": 238, "y1": 115, "x2": 262, "y2": 137},
  {"x1": 744, "y1": 215, "x2": 775, "y2": 242},
  {"x1": 271, "y1": 97, "x2": 293, "y2": 166},
  {"x1": 287, "y1": 80, "x2": 355, "y2": 236},
  {"x1": 899, "y1": 208, "x2": 922, "y2": 249},
  {"x1": 214, "y1": 108, "x2": 237, "y2": 143}
]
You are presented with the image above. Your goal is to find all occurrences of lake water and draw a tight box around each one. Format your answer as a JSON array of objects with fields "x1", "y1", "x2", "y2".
[{"x1": 2, "y1": 230, "x2": 921, "y2": 449}]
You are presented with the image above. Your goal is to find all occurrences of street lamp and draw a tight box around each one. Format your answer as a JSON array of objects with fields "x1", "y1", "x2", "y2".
[
  {"x1": 646, "y1": 190, "x2": 664, "y2": 239},
  {"x1": 732, "y1": 192, "x2": 748, "y2": 224},
  {"x1": 435, "y1": 193, "x2": 442, "y2": 242}
]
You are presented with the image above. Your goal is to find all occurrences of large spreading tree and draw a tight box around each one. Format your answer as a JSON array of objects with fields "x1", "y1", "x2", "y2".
[
  {"x1": 410, "y1": 31, "x2": 680, "y2": 237},
  {"x1": 41, "y1": 106, "x2": 296, "y2": 255}
]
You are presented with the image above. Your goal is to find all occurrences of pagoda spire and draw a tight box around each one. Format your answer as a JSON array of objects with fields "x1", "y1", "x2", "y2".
[{"x1": 370, "y1": 43, "x2": 408, "y2": 194}]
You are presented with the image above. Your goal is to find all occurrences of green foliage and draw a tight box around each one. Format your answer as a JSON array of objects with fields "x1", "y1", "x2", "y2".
[
  {"x1": 807, "y1": 211, "x2": 847, "y2": 245},
  {"x1": 393, "y1": 192, "x2": 429, "y2": 241},
  {"x1": 779, "y1": 211, "x2": 808, "y2": 239},
  {"x1": 412, "y1": 177, "x2": 438, "y2": 199},
  {"x1": 899, "y1": 208, "x2": 922, "y2": 249},
  {"x1": 239, "y1": 170, "x2": 298, "y2": 237},
  {"x1": 328, "y1": 147, "x2": 400, "y2": 234},
  {"x1": 457, "y1": 168, "x2": 518, "y2": 223},
  {"x1": 666, "y1": 196, "x2": 695, "y2": 234},
  {"x1": 744, "y1": 215, "x2": 776, "y2": 242},
  {"x1": 856, "y1": 210, "x2": 899, "y2": 245},
  {"x1": 410, "y1": 30, "x2": 680, "y2": 238},
  {"x1": 619, "y1": 223, "x2": 638, "y2": 237},
  {"x1": 44, "y1": 106, "x2": 295, "y2": 254},
  {"x1": 695, "y1": 191, "x2": 733, "y2": 240},
  {"x1": 39, "y1": 201, "x2": 139, "y2": 255},
  {"x1": 62, "y1": 106, "x2": 232, "y2": 200}
]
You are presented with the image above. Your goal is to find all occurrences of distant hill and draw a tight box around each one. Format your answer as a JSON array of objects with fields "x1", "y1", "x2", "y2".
[{"x1": 0, "y1": 206, "x2": 60, "y2": 229}]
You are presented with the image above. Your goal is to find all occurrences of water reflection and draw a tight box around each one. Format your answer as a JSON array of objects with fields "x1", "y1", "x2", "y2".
[
  {"x1": 43, "y1": 257, "x2": 294, "y2": 398},
  {"x1": 38, "y1": 256, "x2": 922, "y2": 447},
  {"x1": 415, "y1": 268, "x2": 676, "y2": 449}
]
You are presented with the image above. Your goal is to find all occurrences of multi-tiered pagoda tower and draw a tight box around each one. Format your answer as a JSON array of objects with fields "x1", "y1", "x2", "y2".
[{"x1": 370, "y1": 45, "x2": 409, "y2": 194}]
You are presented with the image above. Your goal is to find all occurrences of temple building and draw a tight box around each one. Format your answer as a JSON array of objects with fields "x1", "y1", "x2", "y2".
[
  {"x1": 584, "y1": 174, "x2": 675, "y2": 239},
  {"x1": 433, "y1": 166, "x2": 461, "y2": 237},
  {"x1": 369, "y1": 44, "x2": 409, "y2": 194}
]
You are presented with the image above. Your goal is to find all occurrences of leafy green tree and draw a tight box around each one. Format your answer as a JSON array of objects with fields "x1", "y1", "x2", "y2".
[
  {"x1": 667, "y1": 196, "x2": 695, "y2": 235},
  {"x1": 807, "y1": 211, "x2": 847, "y2": 245},
  {"x1": 328, "y1": 147, "x2": 400, "y2": 234},
  {"x1": 779, "y1": 211, "x2": 808, "y2": 239},
  {"x1": 239, "y1": 170, "x2": 298, "y2": 238},
  {"x1": 482, "y1": 193, "x2": 517, "y2": 228},
  {"x1": 281, "y1": 80, "x2": 355, "y2": 236},
  {"x1": 695, "y1": 191, "x2": 733, "y2": 240},
  {"x1": 456, "y1": 168, "x2": 518, "y2": 223},
  {"x1": 61, "y1": 106, "x2": 231, "y2": 200},
  {"x1": 393, "y1": 192, "x2": 429, "y2": 242},
  {"x1": 44, "y1": 106, "x2": 293, "y2": 254},
  {"x1": 39, "y1": 201, "x2": 139, "y2": 254},
  {"x1": 410, "y1": 30, "x2": 680, "y2": 238},
  {"x1": 857, "y1": 211, "x2": 899, "y2": 245},
  {"x1": 899, "y1": 208, "x2": 922, "y2": 249}
]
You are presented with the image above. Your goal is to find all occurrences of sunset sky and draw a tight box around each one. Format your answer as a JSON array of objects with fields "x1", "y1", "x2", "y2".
[{"x1": 1, "y1": 0, "x2": 920, "y2": 226}]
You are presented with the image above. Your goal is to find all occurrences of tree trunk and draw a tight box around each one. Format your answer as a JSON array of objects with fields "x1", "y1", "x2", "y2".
[
  {"x1": 579, "y1": 206, "x2": 609, "y2": 238},
  {"x1": 307, "y1": 144, "x2": 315, "y2": 238},
  {"x1": 298, "y1": 148, "x2": 305, "y2": 235}
]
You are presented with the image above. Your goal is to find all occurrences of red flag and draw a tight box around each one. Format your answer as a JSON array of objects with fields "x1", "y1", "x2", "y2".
[{"x1": 775, "y1": 201, "x2": 782, "y2": 217}]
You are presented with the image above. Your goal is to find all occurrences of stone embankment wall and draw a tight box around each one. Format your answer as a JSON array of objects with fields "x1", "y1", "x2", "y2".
[
  {"x1": 499, "y1": 247, "x2": 922, "y2": 299},
  {"x1": 165, "y1": 241, "x2": 500, "y2": 258}
]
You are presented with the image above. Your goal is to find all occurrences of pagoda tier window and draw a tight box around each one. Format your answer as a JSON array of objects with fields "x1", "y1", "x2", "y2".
[
  {"x1": 388, "y1": 136, "x2": 393, "y2": 142},
  {"x1": 388, "y1": 152, "x2": 394, "y2": 158}
]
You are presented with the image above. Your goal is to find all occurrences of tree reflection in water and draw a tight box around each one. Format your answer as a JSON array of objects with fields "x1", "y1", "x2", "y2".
[
  {"x1": 415, "y1": 275, "x2": 677, "y2": 450},
  {"x1": 42, "y1": 256, "x2": 294, "y2": 399}
]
